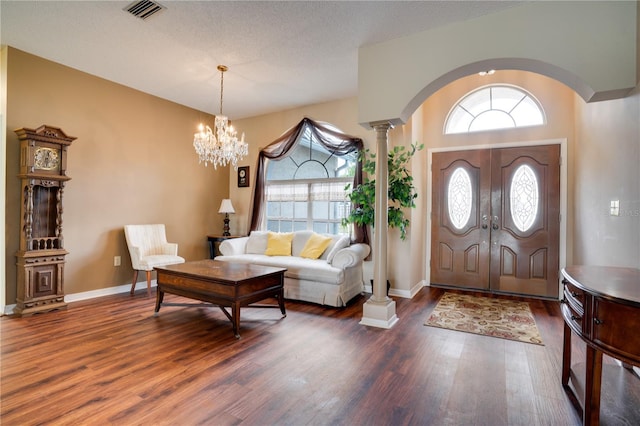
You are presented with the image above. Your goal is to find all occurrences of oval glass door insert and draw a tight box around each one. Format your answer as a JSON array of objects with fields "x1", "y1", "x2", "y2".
[
  {"x1": 447, "y1": 167, "x2": 472, "y2": 229},
  {"x1": 510, "y1": 164, "x2": 539, "y2": 232}
]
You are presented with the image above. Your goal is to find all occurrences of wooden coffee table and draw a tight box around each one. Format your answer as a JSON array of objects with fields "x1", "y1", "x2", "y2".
[{"x1": 154, "y1": 260, "x2": 286, "y2": 338}]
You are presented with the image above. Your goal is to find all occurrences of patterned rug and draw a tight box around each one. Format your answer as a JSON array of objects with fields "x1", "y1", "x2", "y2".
[{"x1": 424, "y1": 292, "x2": 544, "y2": 345}]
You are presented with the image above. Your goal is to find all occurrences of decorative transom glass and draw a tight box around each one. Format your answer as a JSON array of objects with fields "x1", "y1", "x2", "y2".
[
  {"x1": 445, "y1": 85, "x2": 545, "y2": 134},
  {"x1": 510, "y1": 165, "x2": 539, "y2": 232},
  {"x1": 447, "y1": 167, "x2": 472, "y2": 229}
]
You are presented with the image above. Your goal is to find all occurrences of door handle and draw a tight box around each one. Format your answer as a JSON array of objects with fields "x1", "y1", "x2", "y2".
[
  {"x1": 482, "y1": 215, "x2": 488, "y2": 229},
  {"x1": 492, "y1": 215, "x2": 499, "y2": 230}
]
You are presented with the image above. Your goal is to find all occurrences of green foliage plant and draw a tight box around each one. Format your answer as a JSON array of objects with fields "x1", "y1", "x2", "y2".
[{"x1": 342, "y1": 142, "x2": 424, "y2": 240}]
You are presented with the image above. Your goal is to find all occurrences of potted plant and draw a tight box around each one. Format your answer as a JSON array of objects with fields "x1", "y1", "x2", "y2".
[{"x1": 342, "y1": 142, "x2": 423, "y2": 240}]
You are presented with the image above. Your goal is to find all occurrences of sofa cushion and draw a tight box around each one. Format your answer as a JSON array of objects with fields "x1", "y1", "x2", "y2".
[
  {"x1": 265, "y1": 232, "x2": 294, "y2": 256},
  {"x1": 246, "y1": 231, "x2": 268, "y2": 254},
  {"x1": 319, "y1": 234, "x2": 344, "y2": 261},
  {"x1": 291, "y1": 230, "x2": 314, "y2": 256},
  {"x1": 216, "y1": 254, "x2": 344, "y2": 285},
  {"x1": 281, "y1": 256, "x2": 344, "y2": 284},
  {"x1": 300, "y1": 233, "x2": 333, "y2": 259},
  {"x1": 323, "y1": 235, "x2": 351, "y2": 263}
]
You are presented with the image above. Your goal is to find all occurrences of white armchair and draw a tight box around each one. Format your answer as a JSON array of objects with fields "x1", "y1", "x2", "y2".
[{"x1": 124, "y1": 224, "x2": 185, "y2": 296}]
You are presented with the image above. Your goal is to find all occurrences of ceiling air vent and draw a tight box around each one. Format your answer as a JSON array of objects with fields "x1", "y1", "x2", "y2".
[{"x1": 124, "y1": 0, "x2": 166, "y2": 20}]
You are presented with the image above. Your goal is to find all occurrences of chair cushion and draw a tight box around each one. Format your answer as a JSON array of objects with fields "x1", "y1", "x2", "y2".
[
  {"x1": 139, "y1": 255, "x2": 185, "y2": 271},
  {"x1": 300, "y1": 233, "x2": 333, "y2": 259}
]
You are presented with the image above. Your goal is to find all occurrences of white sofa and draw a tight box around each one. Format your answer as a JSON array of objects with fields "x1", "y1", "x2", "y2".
[{"x1": 217, "y1": 230, "x2": 370, "y2": 307}]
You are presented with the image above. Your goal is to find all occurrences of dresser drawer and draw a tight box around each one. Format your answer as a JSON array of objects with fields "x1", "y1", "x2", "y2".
[
  {"x1": 592, "y1": 298, "x2": 640, "y2": 364},
  {"x1": 561, "y1": 298, "x2": 585, "y2": 336},
  {"x1": 563, "y1": 279, "x2": 585, "y2": 312}
]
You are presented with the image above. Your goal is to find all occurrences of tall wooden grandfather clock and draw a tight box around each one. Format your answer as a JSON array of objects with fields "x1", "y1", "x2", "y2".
[{"x1": 15, "y1": 125, "x2": 76, "y2": 316}]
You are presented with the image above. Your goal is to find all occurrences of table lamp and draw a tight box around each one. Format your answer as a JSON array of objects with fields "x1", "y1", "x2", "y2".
[{"x1": 218, "y1": 199, "x2": 235, "y2": 236}]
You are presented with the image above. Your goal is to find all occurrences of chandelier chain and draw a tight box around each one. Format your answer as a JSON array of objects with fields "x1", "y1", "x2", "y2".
[{"x1": 219, "y1": 68, "x2": 224, "y2": 115}]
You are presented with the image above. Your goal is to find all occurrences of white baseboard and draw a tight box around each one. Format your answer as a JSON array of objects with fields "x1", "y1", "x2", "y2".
[
  {"x1": 388, "y1": 280, "x2": 427, "y2": 299},
  {"x1": 3, "y1": 304, "x2": 16, "y2": 315},
  {"x1": 1, "y1": 281, "x2": 157, "y2": 315},
  {"x1": 65, "y1": 280, "x2": 156, "y2": 303}
]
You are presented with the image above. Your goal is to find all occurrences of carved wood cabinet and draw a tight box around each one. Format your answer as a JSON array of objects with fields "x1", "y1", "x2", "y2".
[{"x1": 15, "y1": 125, "x2": 76, "y2": 316}]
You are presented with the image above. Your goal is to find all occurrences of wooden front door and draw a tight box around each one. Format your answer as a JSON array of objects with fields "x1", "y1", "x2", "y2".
[{"x1": 430, "y1": 145, "x2": 560, "y2": 298}]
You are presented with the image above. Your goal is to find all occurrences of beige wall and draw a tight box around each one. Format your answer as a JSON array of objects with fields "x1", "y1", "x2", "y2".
[
  {"x1": 358, "y1": 1, "x2": 637, "y2": 125},
  {"x1": 569, "y1": 1, "x2": 640, "y2": 268},
  {"x1": 4, "y1": 48, "x2": 227, "y2": 304},
  {"x1": 573, "y1": 87, "x2": 640, "y2": 266}
]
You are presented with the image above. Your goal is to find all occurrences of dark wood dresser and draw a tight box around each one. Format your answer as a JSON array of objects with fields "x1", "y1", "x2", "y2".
[{"x1": 561, "y1": 265, "x2": 640, "y2": 426}]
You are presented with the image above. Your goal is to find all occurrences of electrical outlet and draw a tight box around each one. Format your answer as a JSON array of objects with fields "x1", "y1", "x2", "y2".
[{"x1": 114, "y1": 256, "x2": 121, "y2": 266}]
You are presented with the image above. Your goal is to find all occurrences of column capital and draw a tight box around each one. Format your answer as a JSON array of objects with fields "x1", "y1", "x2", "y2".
[{"x1": 369, "y1": 120, "x2": 394, "y2": 131}]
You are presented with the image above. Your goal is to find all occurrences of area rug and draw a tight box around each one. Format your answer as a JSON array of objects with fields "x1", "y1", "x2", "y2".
[{"x1": 424, "y1": 292, "x2": 544, "y2": 345}]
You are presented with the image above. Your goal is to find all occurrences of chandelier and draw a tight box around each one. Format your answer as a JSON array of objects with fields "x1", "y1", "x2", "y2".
[{"x1": 193, "y1": 65, "x2": 248, "y2": 169}]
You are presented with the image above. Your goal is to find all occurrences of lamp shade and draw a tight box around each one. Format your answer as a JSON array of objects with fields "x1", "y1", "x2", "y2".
[{"x1": 218, "y1": 199, "x2": 235, "y2": 214}]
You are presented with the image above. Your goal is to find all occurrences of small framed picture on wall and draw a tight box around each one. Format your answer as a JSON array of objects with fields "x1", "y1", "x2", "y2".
[{"x1": 237, "y1": 166, "x2": 250, "y2": 188}]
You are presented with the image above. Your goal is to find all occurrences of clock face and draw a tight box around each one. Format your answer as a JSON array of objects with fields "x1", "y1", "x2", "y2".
[{"x1": 34, "y1": 147, "x2": 59, "y2": 170}]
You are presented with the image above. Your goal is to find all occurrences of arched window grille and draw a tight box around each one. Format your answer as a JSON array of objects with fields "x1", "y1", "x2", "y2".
[
  {"x1": 265, "y1": 127, "x2": 357, "y2": 234},
  {"x1": 249, "y1": 118, "x2": 367, "y2": 245},
  {"x1": 444, "y1": 85, "x2": 545, "y2": 134}
]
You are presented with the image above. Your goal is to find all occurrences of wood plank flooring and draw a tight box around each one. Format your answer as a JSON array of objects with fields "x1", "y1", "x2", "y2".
[{"x1": 1, "y1": 287, "x2": 639, "y2": 425}]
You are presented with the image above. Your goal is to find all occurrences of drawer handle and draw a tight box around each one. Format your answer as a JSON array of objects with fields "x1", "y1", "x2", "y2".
[
  {"x1": 594, "y1": 318, "x2": 604, "y2": 325},
  {"x1": 571, "y1": 315, "x2": 581, "y2": 322},
  {"x1": 570, "y1": 291, "x2": 581, "y2": 298}
]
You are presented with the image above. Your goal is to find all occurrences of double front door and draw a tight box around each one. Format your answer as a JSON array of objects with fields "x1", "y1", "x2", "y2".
[{"x1": 430, "y1": 145, "x2": 560, "y2": 298}]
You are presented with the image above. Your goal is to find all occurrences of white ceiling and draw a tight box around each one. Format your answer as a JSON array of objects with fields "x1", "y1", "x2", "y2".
[{"x1": 1, "y1": 1, "x2": 518, "y2": 120}]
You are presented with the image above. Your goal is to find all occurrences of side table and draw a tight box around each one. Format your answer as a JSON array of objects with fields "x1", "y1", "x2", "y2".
[
  {"x1": 560, "y1": 265, "x2": 640, "y2": 425},
  {"x1": 207, "y1": 235, "x2": 243, "y2": 259}
]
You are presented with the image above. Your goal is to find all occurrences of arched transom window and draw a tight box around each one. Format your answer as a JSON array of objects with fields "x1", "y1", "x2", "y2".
[{"x1": 445, "y1": 85, "x2": 545, "y2": 134}]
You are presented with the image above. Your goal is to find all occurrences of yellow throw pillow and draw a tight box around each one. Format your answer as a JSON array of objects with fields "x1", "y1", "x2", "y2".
[
  {"x1": 300, "y1": 233, "x2": 333, "y2": 259},
  {"x1": 265, "y1": 232, "x2": 294, "y2": 256}
]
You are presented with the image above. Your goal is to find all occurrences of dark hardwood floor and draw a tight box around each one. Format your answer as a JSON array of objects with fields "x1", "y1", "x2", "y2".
[{"x1": 1, "y1": 287, "x2": 639, "y2": 425}]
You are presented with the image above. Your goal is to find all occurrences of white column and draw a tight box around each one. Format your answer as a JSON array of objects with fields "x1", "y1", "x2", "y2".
[{"x1": 360, "y1": 121, "x2": 398, "y2": 329}]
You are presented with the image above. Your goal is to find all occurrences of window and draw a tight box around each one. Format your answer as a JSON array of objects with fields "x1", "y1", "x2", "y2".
[
  {"x1": 265, "y1": 128, "x2": 357, "y2": 235},
  {"x1": 510, "y1": 164, "x2": 539, "y2": 232},
  {"x1": 447, "y1": 167, "x2": 473, "y2": 230},
  {"x1": 445, "y1": 85, "x2": 545, "y2": 134}
]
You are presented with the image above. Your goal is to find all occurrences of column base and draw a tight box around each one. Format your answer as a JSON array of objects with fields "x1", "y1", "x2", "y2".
[{"x1": 360, "y1": 295, "x2": 399, "y2": 329}]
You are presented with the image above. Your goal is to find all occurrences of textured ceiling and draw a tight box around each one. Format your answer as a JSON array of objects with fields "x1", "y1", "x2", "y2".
[{"x1": 1, "y1": 1, "x2": 518, "y2": 119}]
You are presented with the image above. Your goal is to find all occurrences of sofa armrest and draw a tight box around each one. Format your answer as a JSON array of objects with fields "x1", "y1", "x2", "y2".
[
  {"x1": 330, "y1": 243, "x2": 371, "y2": 269},
  {"x1": 161, "y1": 243, "x2": 178, "y2": 255},
  {"x1": 219, "y1": 237, "x2": 249, "y2": 256}
]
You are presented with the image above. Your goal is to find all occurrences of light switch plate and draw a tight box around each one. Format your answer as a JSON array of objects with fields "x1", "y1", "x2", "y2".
[{"x1": 610, "y1": 200, "x2": 620, "y2": 216}]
